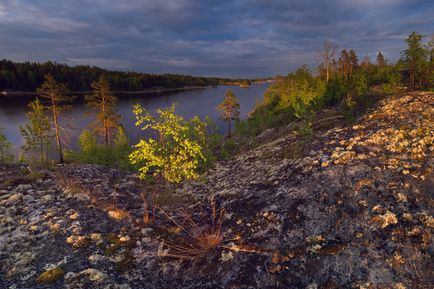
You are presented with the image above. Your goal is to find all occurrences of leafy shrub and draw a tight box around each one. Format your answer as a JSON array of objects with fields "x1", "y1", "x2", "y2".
[
  {"x1": 66, "y1": 128, "x2": 132, "y2": 170},
  {"x1": 0, "y1": 127, "x2": 14, "y2": 164},
  {"x1": 129, "y1": 104, "x2": 207, "y2": 183}
]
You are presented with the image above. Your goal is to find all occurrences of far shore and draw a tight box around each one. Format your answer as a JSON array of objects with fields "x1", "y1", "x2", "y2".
[{"x1": 0, "y1": 85, "x2": 213, "y2": 97}]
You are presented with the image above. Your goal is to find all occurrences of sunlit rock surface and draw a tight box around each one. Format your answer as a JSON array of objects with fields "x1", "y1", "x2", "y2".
[{"x1": 0, "y1": 92, "x2": 432, "y2": 288}]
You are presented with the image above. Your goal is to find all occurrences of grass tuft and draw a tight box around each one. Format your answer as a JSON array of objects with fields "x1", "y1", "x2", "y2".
[{"x1": 158, "y1": 198, "x2": 224, "y2": 259}]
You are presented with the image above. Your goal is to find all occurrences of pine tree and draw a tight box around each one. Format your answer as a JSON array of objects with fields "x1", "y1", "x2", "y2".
[
  {"x1": 87, "y1": 75, "x2": 121, "y2": 146},
  {"x1": 216, "y1": 90, "x2": 240, "y2": 138},
  {"x1": 429, "y1": 35, "x2": 434, "y2": 89},
  {"x1": 348, "y1": 50, "x2": 359, "y2": 77},
  {"x1": 20, "y1": 99, "x2": 53, "y2": 163},
  {"x1": 37, "y1": 74, "x2": 70, "y2": 163},
  {"x1": 376, "y1": 52, "x2": 386, "y2": 66},
  {"x1": 361, "y1": 55, "x2": 371, "y2": 70},
  {"x1": 402, "y1": 32, "x2": 428, "y2": 90},
  {"x1": 338, "y1": 49, "x2": 350, "y2": 78},
  {"x1": 0, "y1": 127, "x2": 13, "y2": 164},
  {"x1": 113, "y1": 127, "x2": 131, "y2": 170}
]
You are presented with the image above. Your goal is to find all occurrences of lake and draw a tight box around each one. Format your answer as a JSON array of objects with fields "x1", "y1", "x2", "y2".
[{"x1": 0, "y1": 83, "x2": 271, "y2": 150}]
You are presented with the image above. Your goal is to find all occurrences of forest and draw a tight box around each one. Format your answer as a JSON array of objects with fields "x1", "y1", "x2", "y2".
[{"x1": 0, "y1": 59, "x2": 251, "y2": 93}]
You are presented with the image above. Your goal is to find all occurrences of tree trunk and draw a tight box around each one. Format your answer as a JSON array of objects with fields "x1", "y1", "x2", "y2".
[
  {"x1": 40, "y1": 136, "x2": 44, "y2": 163},
  {"x1": 104, "y1": 121, "x2": 109, "y2": 146},
  {"x1": 228, "y1": 118, "x2": 231, "y2": 138},
  {"x1": 54, "y1": 112, "x2": 63, "y2": 163}
]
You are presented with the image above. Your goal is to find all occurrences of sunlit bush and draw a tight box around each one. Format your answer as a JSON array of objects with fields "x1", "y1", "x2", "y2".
[{"x1": 129, "y1": 104, "x2": 207, "y2": 183}]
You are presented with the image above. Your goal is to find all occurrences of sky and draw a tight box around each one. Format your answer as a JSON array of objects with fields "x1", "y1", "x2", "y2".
[{"x1": 0, "y1": 0, "x2": 433, "y2": 78}]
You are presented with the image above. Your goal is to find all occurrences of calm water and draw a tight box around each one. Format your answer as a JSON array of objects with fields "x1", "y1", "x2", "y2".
[{"x1": 0, "y1": 83, "x2": 270, "y2": 150}]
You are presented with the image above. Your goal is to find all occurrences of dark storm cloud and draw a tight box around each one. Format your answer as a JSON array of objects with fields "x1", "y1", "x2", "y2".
[{"x1": 0, "y1": 0, "x2": 432, "y2": 77}]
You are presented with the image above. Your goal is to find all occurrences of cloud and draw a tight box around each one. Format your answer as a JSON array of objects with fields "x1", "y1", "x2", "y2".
[
  {"x1": 0, "y1": 0, "x2": 432, "y2": 77},
  {"x1": 0, "y1": 1, "x2": 87, "y2": 32}
]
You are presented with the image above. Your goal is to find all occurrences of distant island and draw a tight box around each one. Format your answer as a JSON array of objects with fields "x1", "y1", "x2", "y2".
[{"x1": 0, "y1": 59, "x2": 272, "y2": 99}]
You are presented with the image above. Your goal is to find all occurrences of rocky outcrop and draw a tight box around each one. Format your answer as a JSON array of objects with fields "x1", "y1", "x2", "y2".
[{"x1": 0, "y1": 92, "x2": 432, "y2": 288}]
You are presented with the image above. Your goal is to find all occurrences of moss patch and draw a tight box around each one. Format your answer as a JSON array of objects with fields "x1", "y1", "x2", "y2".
[{"x1": 36, "y1": 267, "x2": 65, "y2": 284}]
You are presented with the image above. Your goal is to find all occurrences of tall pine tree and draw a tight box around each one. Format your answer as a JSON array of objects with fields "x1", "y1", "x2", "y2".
[
  {"x1": 402, "y1": 32, "x2": 428, "y2": 90},
  {"x1": 87, "y1": 75, "x2": 121, "y2": 146},
  {"x1": 216, "y1": 90, "x2": 240, "y2": 138},
  {"x1": 37, "y1": 74, "x2": 71, "y2": 163}
]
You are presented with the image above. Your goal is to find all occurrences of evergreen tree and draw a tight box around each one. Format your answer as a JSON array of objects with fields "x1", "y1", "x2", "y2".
[
  {"x1": 429, "y1": 35, "x2": 434, "y2": 89},
  {"x1": 20, "y1": 99, "x2": 53, "y2": 162},
  {"x1": 37, "y1": 74, "x2": 71, "y2": 163},
  {"x1": 113, "y1": 127, "x2": 132, "y2": 170},
  {"x1": 216, "y1": 90, "x2": 240, "y2": 138},
  {"x1": 402, "y1": 32, "x2": 428, "y2": 90},
  {"x1": 376, "y1": 52, "x2": 386, "y2": 66},
  {"x1": 87, "y1": 75, "x2": 121, "y2": 146},
  {"x1": 361, "y1": 55, "x2": 371, "y2": 70},
  {"x1": 0, "y1": 127, "x2": 13, "y2": 164},
  {"x1": 348, "y1": 50, "x2": 359, "y2": 77},
  {"x1": 338, "y1": 49, "x2": 350, "y2": 78}
]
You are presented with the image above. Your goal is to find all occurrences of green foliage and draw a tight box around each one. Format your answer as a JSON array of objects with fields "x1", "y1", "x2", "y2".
[
  {"x1": 0, "y1": 127, "x2": 13, "y2": 164},
  {"x1": 216, "y1": 90, "x2": 240, "y2": 138},
  {"x1": 323, "y1": 76, "x2": 349, "y2": 106},
  {"x1": 112, "y1": 127, "x2": 132, "y2": 170},
  {"x1": 67, "y1": 128, "x2": 132, "y2": 170},
  {"x1": 87, "y1": 75, "x2": 121, "y2": 145},
  {"x1": 271, "y1": 66, "x2": 326, "y2": 117},
  {"x1": 37, "y1": 74, "x2": 71, "y2": 163},
  {"x1": 20, "y1": 98, "x2": 53, "y2": 163},
  {"x1": 352, "y1": 70, "x2": 369, "y2": 98},
  {"x1": 235, "y1": 104, "x2": 292, "y2": 137},
  {"x1": 380, "y1": 69, "x2": 401, "y2": 94},
  {"x1": 401, "y1": 32, "x2": 430, "y2": 90},
  {"x1": 237, "y1": 67, "x2": 326, "y2": 137},
  {"x1": 130, "y1": 104, "x2": 206, "y2": 183}
]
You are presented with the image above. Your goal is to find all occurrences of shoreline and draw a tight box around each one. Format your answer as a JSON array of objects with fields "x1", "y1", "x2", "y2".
[
  {"x1": 0, "y1": 85, "x2": 213, "y2": 97},
  {"x1": 0, "y1": 85, "x2": 217, "y2": 104}
]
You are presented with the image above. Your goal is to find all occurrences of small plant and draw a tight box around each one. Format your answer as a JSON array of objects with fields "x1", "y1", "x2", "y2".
[
  {"x1": 0, "y1": 127, "x2": 14, "y2": 164},
  {"x1": 20, "y1": 98, "x2": 53, "y2": 163},
  {"x1": 158, "y1": 198, "x2": 224, "y2": 259},
  {"x1": 141, "y1": 191, "x2": 158, "y2": 225}
]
